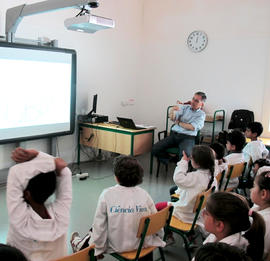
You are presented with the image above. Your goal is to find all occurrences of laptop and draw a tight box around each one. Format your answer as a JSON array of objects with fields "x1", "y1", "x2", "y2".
[{"x1": 117, "y1": 117, "x2": 145, "y2": 130}]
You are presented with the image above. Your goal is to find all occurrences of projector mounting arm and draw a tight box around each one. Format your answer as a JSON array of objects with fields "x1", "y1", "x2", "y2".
[{"x1": 6, "y1": 0, "x2": 99, "y2": 42}]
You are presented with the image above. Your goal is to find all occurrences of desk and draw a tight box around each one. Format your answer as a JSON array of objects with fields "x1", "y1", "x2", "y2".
[{"x1": 77, "y1": 122, "x2": 155, "y2": 173}]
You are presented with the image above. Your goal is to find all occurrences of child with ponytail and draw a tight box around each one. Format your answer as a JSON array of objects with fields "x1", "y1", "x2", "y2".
[
  {"x1": 203, "y1": 192, "x2": 265, "y2": 261},
  {"x1": 210, "y1": 142, "x2": 228, "y2": 175},
  {"x1": 251, "y1": 171, "x2": 270, "y2": 259},
  {"x1": 156, "y1": 145, "x2": 217, "y2": 224}
]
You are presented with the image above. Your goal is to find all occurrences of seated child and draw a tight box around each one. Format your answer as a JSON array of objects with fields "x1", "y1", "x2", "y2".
[
  {"x1": 253, "y1": 159, "x2": 270, "y2": 177},
  {"x1": 224, "y1": 130, "x2": 246, "y2": 189},
  {"x1": 210, "y1": 142, "x2": 228, "y2": 175},
  {"x1": 243, "y1": 122, "x2": 269, "y2": 163},
  {"x1": 251, "y1": 171, "x2": 270, "y2": 260},
  {"x1": 194, "y1": 242, "x2": 251, "y2": 261},
  {"x1": 70, "y1": 155, "x2": 165, "y2": 257},
  {"x1": 244, "y1": 160, "x2": 270, "y2": 195},
  {"x1": 203, "y1": 192, "x2": 265, "y2": 261},
  {"x1": 156, "y1": 145, "x2": 217, "y2": 225},
  {"x1": 0, "y1": 244, "x2": 28, "y2": 261},
  {"x1": 7, "y1": 148, "x2": 72, "y2": 261}
]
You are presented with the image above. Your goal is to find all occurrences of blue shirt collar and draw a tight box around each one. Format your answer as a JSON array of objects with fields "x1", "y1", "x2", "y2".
[{"x1": 188, "y1": 105, "x2": 201, "y2": 112}]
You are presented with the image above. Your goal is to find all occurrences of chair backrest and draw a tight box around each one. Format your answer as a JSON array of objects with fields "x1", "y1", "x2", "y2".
[
  {"x1": 248, "y1": 157, "x2": 253, "y2": 168},
  {"x1": 157, "y1": 106, "x2": 176, "y2": 141},
  {"x1": 133, "y1": 206, "x2": 173, "y2": 260},
  {"x1": 224, "y1": 162, "x2": 247, "y2": 190},
  {"x1": 215, "y1": 171, "x2": 223, "y2": 184},
  {"x1": 227, "y1": 162, "x2": 247, "y2": 179},
  {"x1": 167, "y1": 105, "x2": 175, "y2": 134},
  {"x1": 50, "y1": 245, "x2": 95, "y2": 261},
  {"x1": 193, "y1": 186, "x2": 215, "y2": 213},
  {"x1": 137, "y1": 205, "x2": 173, "y2": 237},
  {"x1": 228, "y1": 109, "x2": 254, "y2": 132},
  {"x1": 184, "y1": 186, "x2": 215, "y2": 232},
  {"x1": 215, "y1": 170, "x2": 225, "y2": 191},
  {"x1": 244, "y1": 157, "x2": 253, "y2": 181}
]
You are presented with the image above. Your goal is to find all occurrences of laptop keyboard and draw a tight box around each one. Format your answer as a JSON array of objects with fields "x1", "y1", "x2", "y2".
[{"x1": 110, "y1": 121, "x2": 120, "y2": 125}]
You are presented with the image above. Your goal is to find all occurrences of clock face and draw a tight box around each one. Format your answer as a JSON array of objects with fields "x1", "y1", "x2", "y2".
[{"x1": 187, "y1": 31, "x2": 208, "y2": 53}]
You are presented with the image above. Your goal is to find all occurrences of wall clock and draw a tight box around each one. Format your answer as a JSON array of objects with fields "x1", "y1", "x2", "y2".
[{"x1": 187, "y1": 31, "x2": 208, "y2": 53}]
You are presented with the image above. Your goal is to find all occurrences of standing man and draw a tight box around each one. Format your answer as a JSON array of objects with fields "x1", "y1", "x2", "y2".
[{"x1": 152, "y1": 91, "x2": 206, "y2": 163}]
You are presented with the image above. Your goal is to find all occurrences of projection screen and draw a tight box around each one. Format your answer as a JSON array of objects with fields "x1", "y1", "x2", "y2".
[{"x1": 0, "y1": 42, "x2": 76, "y2": 144}]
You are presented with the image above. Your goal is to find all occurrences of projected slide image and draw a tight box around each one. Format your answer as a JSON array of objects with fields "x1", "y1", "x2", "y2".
[
  {"x1": 0, "y1": 59, "x2": 71, "y2": 129},
  {"x1": 0, "y1": 43, "x2": 76, "y2": 143}
]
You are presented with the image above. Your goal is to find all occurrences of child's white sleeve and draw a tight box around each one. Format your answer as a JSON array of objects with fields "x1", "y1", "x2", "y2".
[
  {"x1": 145, "y1": 192, "x2": 157, "y2": 214},
  {"x1": 262, "y1": 145, "x2": 269, "y2": 159},
  {"x1": 52, "y1": 167, "x2": 72, "y2": 230},
  {"x1": 242, "y1": 143, "x2": 251, "y2": 162},
  {"x1": 89, "y1": 192, "x2": 108, "y2": 256},
  {"x1": 173, "y1": 159, "x2": 199, "y2": 188},
  {"x1": 6, "y1": 152, "x2": 55, "y2": 232}
]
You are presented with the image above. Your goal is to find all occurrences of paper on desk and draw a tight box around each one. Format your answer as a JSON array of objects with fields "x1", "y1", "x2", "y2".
[{"x1": 136, "y1": 124, "x2": 155, "y2": 128}]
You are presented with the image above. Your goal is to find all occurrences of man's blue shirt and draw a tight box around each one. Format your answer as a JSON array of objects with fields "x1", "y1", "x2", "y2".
[{"x1": 171, "y1": 105, "x2": 205, "y2": 136}]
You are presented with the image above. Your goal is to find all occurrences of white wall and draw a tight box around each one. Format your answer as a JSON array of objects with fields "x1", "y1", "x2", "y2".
[
  {"x1": 1, "y1": 0, "x2": 270, "y2": 170},
  {"x1": 137, "y1": 0, "x2": 270, "y2": 133},
  {"x1": 0, "y1": 0, "x2": 144, "y2": 169}
]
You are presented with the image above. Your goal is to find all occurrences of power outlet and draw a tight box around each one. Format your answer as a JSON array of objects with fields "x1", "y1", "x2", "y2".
[
  {"x1": 121, "y1": 98, "x2": 135, "y2": 106},
  {"x1": 76, "y1": 173, "x2": 89, "y2": 180}
]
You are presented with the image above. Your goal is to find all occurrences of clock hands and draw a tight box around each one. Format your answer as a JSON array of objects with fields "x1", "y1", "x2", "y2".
[{"x1": 187, "y1": 31, "x2": 208, "y2": 52}]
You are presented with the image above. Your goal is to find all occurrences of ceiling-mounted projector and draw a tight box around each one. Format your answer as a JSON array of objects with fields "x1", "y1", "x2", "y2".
[
  {"x1": 64, "y1": 14, "x2": 115, "y2": 33},
  {"x1": 6, "y1": 0, "x2": 115, "y2": 42}
]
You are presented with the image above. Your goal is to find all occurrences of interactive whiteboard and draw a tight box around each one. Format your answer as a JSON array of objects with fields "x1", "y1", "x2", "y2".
[{"x1": 0, "y1": 42, "x2": 76, "y2": 144}]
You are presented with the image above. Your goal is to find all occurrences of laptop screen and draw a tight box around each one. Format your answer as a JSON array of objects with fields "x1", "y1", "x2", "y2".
[{"x1": 117, "y1": 117, "x2": 137, "y2": 129}]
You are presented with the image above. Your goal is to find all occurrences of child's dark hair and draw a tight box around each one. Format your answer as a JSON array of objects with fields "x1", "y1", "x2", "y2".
[
  {"x1": 113, "y1": 155, "x2": 144, "y2": 187},
  {"x1": 246, "y1": 121, "x2": 263, "y2": 137},
  {"x1": 210, "y1": 142, "x2": 225, "y2": 161},
  {"x1": 256, "y1": 171, "x2": 270, "y2": 200},
  {"x1": 206, "y1": 192, "x2": 265, "y2": 261},
  {"x1": 0, "y1": 244, "x2": 27, "y2": 261},
  {"x1": 253, "y1": 158, "x2": 270, "y2": 168},
  {"x1": 195, "y1": 242, "x2": 252, "y2": 261},
  {"x1": 226, "y1": 130, "x2": 246, "y2": 152},
  {"x1": 192, "y1": 145, "x2": 215, "y2": 190},
  {"x1": 25, "y1": 171, "x2": 56, "y2": 204}
]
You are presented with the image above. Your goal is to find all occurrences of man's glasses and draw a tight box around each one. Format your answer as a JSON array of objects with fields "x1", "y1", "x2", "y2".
[{"x1": 192, "y1": 97, "x2": 202, "y2": 103}]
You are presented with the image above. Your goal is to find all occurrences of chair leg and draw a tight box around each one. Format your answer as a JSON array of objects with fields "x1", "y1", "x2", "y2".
[
  {"x1": 182, "y1": 236, "x2": 192, "y2": 261},
  {"x1": 165, "y1": 164, "x2": 168, "y2": 173},
  {"x1": 158, "y1": 247, "x2": 165, "y2": 261},
  {"x1": 156, "y1": 160, "x2": 160, "y2": 177}
]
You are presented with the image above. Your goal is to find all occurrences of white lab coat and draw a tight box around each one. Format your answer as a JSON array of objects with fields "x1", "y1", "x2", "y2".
[
  {"x1": 243, "y1": 140, "x2": 269, "y2": 163},
  {"x1": 257, "y1": 166, "x2": 270, "y2": 176},
  {"x1": 214, "y1": 159, "x2": 228, "y2": 177},
  {"x1": 203, "y1": 232, "x2": 249, "y2": 251},
  {"x1": 6, "y1": 152, "x2": 72, "y2": 261},
  {"x1": 172, "y1": 159, "x2": 217, "y2": 225},
  {"x1": 89, "y1": 184, "x2": 165, "y2": 256},
  {"x1": 224, "y1": 152, "x2": 245, "y2": 189},
  {"x1": 252, "y1": 206, "x2": 270, "y2": 260}
]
